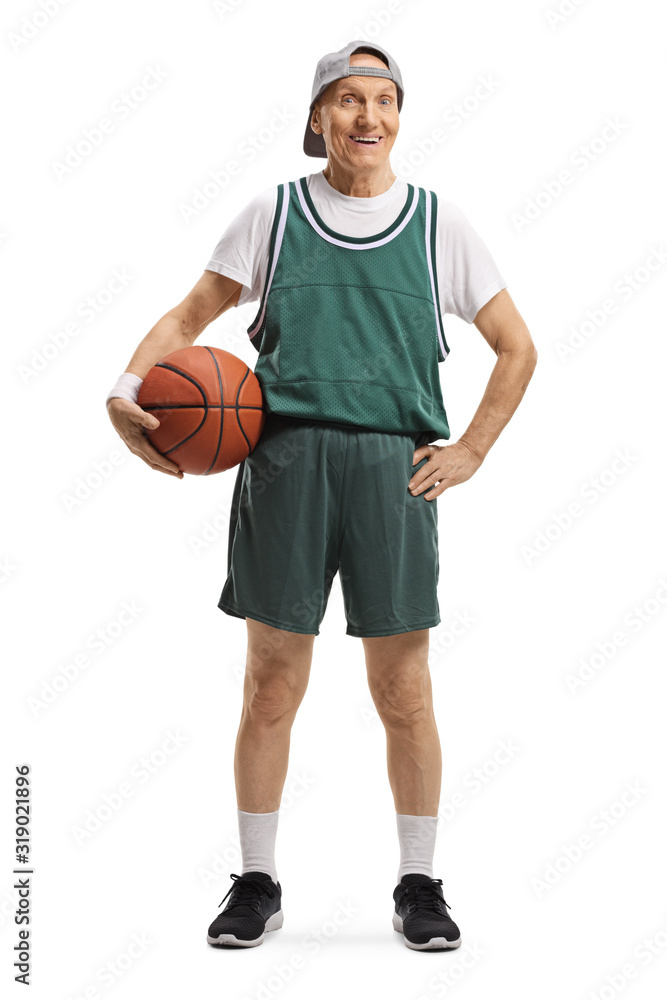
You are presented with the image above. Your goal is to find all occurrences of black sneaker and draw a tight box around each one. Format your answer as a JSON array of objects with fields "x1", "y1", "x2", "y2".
[
  {"x1": 392, "y1": 873, "x2": 461, "y2": 951},
  {"x1": 207, "y1": 871, "x2": 283, "y2": 947}
]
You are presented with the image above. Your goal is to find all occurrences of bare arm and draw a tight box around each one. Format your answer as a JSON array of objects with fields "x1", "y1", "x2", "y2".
[
  {"x1": 107, "y1": 270, "x2": 243, "y2": 477},
  {"x1": 407, "y1": 288, "x2": 538, "y2": 499},
  {"x1": 123, "y1": 270, "x2": 243, "y2": 378},
  {"x1": 458, "y1": 288, "x2": 538, "y2": 461}
]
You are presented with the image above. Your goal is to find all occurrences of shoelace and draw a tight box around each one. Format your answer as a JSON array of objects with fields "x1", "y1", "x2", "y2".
[
  {"x1": 217, "y1": 873, "x2": 276, "y2": 913},
  {"x1": 402, "y1": 878, "x2": 452, "y2": 916}
]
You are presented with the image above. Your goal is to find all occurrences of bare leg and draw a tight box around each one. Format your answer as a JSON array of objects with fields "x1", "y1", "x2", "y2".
[
  {"x1": 234, "y1": 618, "x2": 315, "y2": 813},
  {"x1": 362, "y1": 629, "x2": 442, "y2": 815}
]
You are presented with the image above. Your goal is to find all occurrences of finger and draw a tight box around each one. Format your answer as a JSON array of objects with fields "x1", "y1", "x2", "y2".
[
  {"x1": 138, "y1": 411, "x2": 160, "y2": 431},
  {"x1": 149, "y1": 463, "x2": 184, "y2": 478},
  {"x1": 126, "y1": 425, "x2": 173, "y2": 462},
  {"x1": 144, "y1": 447, "x2": 184, "y2": 477},
  {"x1": 408, "y1": 464, "x2": 439, "y2": 493},
  {"x1": 426, "y1": 470, "x2": 465, "y2": 498},
  {"x1": 130, "y1": 448, "x2": 184, "y2": 478},
  {"x1": 110, "y1": 399, "x2": 160, "y2": 431},
  {"x1": 422, "y1": 480, "x2": 448, "y2": 500},
  {"x1": 127, "y1": 432, "x2": 184, "y2": 477},
  {"x1": 413, "y1": 473, "x2": 454, "y2": 499},
  {"x1": 411, "y1": 444, "x2": 435, "y2": 466}
]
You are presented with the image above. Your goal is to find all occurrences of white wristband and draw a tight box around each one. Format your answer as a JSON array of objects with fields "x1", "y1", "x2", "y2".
[{"x1": 106, "y1": 372, "x2": 143, "y2": 407}]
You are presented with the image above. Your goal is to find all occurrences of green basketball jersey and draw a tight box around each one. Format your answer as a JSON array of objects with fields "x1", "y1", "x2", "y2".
[{"x1": 247, "y1": 177, "x2": 451, "y2": 440}]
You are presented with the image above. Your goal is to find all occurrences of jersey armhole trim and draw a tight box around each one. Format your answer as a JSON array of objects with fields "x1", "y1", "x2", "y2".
[
  {"x1": 426, "y1": 190, "x2": 450, "y2": 362},
  {"x1": 247, "y1": 182, "x2": 288, "y2": 340}
]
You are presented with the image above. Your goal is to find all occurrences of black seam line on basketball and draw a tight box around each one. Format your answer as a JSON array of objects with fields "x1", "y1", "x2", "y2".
[
  {"x1": 151, "y1": 355, "x2": 255, "y2": 465},
  {"x1": 203, "y1": 346, "x2": 225, "y2": 476},
  {"x1": 233, "y1": 366, "x2": 252, "y2": 455},
  {"x1": 155, "y1": 365, "x2": 208, "y2": 455},
  {"x1": 163, "y1": 409, "x2": 209, "y2": 455},
  {"x1": 155, "y1": 362, "x2": 207, "y2": 402}
]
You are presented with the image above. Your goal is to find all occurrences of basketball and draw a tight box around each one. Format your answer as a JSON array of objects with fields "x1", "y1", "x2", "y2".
[{"x1": 136, "y1": 345, "x2": 266, "y2": 475}]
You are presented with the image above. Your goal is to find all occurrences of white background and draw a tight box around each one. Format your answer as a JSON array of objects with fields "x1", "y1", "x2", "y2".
[{"x1": 2, "y1": 0, "x2": 666, "y2": 997}]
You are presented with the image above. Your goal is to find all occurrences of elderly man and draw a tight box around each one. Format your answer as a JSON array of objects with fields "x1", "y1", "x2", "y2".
[{"x1": 106, "y1": 40, "x2": 537, "y2": 951}]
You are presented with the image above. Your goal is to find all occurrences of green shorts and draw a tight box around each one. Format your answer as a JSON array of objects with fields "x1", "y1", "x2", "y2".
[{"x1": 218, "y1": 413, "x2": 441, "y2": 637}]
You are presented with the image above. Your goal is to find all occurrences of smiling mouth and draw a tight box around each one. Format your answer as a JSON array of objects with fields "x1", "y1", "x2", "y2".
[{"x1": 348, "y1": 135, "x2": 384, "y2": 146}]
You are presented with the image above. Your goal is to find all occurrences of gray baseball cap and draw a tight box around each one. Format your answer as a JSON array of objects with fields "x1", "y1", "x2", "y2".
[{"x1": 303, "y1": 39, "x2": 404, "y2": 158}]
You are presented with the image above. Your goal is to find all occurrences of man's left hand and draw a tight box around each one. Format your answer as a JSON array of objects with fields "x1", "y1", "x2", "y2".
[{"x1": 407, "y1": 441, "x2": 483, "y2": 501}]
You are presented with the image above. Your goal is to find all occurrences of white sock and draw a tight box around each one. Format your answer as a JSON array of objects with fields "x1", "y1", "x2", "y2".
[
  {"x1": 238, "y1": 808, "x2": 279, "y2": 883},
  {"x1": 396, "y1": 813, "x2": 439, "y2": 882}
]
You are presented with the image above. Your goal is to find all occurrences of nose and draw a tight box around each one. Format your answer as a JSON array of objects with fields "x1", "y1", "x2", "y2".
[{"x1": 355, "y1": 102, "x2": 378, "y2": 128}]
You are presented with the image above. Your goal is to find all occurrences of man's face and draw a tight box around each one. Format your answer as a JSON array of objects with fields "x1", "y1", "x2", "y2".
[{"x1": 311, "y1": 53, "x2": 399, "y2": 170}]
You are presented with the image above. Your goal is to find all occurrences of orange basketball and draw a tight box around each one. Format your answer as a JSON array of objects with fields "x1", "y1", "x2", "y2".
[{"x1": 137, "y1": 346, "x2": 265, "y2": 475}]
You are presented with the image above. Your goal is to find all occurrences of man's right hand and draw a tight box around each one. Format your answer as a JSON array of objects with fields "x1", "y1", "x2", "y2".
[{"x1": 107, "y1": 398, "x2": 184, "y2": 479}]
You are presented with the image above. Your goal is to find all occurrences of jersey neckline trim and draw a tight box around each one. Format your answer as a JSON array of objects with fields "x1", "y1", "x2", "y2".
[
  {"x1": 296, "y1": 176, "x2": 418, "y2": 249},
  {"x1": 312, "y1": 170, "x2": 403, "y2": 212}
]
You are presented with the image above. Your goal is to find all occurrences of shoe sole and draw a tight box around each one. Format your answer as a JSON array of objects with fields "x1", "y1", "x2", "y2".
[
  {"x1": 207, "y1": 908, "x2": 284, "y2": 948},
  {"x1": 392, "y1": 911, "x2": 461, "y2": 951}
]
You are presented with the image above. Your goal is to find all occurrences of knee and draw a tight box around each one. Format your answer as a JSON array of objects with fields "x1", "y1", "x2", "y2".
[
  {"x1": 243, "y1": 666, "x2": 302, "y2": 725},
  {"x1": 370, "y1": 667, "x2": 431, "y2": 727}
]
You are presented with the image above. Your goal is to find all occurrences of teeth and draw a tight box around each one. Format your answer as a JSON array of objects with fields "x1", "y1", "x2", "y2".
[{"x1": 352, "y1": 136, "x2": 380, "y2": 143}]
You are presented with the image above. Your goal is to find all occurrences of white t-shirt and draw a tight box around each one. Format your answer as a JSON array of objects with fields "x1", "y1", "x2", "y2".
[{"x1": 205, "y1": 170, "x2": 507, "y2": 327}]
